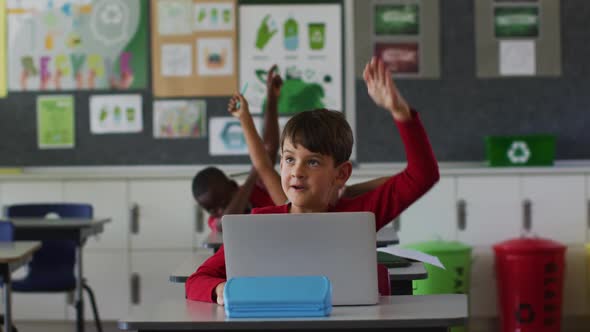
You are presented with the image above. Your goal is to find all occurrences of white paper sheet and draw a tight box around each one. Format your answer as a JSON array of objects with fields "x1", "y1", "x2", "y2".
[
  {"x1": 377, "y1": 246, "x2": 446, "y2": 270},
  {"x1": 158, "y1": 0, "x2": 193, "y2": 35},
  {"x1": 499, "y1": 40, "x2": 536, "y2": 76},
  {"x1": 161, "y1": 44, "x2": 192, "y2": 76}
]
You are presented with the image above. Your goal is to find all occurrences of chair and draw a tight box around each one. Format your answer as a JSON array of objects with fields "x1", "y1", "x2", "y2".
[
  {"x1": 6, "y1": 204, "x2": 102, "y2": 332},
  {"x1": 0, "y1": 221, "x2": 18, "y2": 332}
]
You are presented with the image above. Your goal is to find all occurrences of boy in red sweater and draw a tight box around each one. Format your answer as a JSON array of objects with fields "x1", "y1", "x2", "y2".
[{"x1": 186, "y1": 58, "x2": 439, "y2": 304}]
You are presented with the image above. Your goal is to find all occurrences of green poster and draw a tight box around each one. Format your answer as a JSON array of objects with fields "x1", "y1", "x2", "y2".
[
  {"x1": 495, "y1": 7, "x2": 539, "y2": 38},
  {"x1": 37, "y1": 95, "x2": 75, "y2": 149},
  {"x1": 374, "y1": 4, "x2": 420, "y2": 35}
]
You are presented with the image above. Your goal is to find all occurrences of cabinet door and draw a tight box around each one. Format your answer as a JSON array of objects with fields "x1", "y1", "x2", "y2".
[
  {"x1": 129, "y1": 180, "x2": 201, "y2": 249},
  {"x1": 66, "y1": 250, "x2": 130, "y2": 321},
  {"x1": 522, "y1": 175, "x2": 586, "y2": 244},
  {"x1": 130, "y1": 251, "x2": 192, "y2": 308},
  {"x1": 398, "y1": 177, "x2": 456, "y2": 244},
  {"x1": 64, "y1": 180, "x2": 129, "y2": 250},
  {"x1": 456, "y1": 176, "x2": 520, "y2": 246},
  {"x1": 0, "y1": 181, "x2": 67, "y2": 319}
]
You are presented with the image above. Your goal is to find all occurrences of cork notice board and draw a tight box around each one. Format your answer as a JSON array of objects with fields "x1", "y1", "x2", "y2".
[{"x1": 151, "y1": 0, "x2": 238, "y2": 97}]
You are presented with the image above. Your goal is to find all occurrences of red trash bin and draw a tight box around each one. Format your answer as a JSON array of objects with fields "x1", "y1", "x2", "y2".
[{"x1": 493, "y1": 238, "x2": 566, "y2": 332}]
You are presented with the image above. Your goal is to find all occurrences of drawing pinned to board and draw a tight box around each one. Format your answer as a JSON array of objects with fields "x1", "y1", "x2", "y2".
[
  {"x1": 209, "y1": 117, "x2": 262, "y2": 155},
  {"x1": 153, "y1": 100, "x2": 207, "y2": 139},
  {"x1": 240, "y1": 4, "x2": 342, "y2": 114},
  {"x1": 197, "y1": 38, "x2": 234, "y2": 76},
  {"x1": 7, "y1": 0, "x2": 148, "y2": 91},
  {"x1": 161, "y1": 43, "x2": 192, "y2": 76},
  {"x1": 37, "y1": 95, "x2": 75, "y2": 149},
  {"x1": 494, "y1": 6, "x2": 539, "y2": 38},
  {"x1": 89, "y1": 94, "x2": 142, "y2": 134},
  {"x1": 374, "y1": 4, "x2": 420, "y2": 36},
  {"x1": 194, "y1": 2, "x2": 234, "y2": 31},
  {"x1": 157, "y1": 0, "x2": 193, "y2": 35},
  {"x1": 374, "y1": 42, "x2": 419, "y2": 74}
]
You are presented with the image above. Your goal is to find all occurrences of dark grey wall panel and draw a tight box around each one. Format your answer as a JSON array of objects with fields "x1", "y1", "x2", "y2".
[{"x1": 357, "y1": 0, "x2": 590, "y2": 162}]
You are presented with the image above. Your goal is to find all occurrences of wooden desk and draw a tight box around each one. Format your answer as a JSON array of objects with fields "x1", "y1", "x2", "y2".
[
  {"x1": 169, "y1": 255, "x2": 428, "y2": 298},
  {"x1": 202, "y1": 226, "x2": 399, "y2": 253},
  {"x1": 9, "y1": 217, "x2": 110, "y2": 332},
  {"x1": 118, "y1": 294, "x2": 467, "y2": 331},
  {"x1": 0, "y1": 241, "x2": 42, "y2": 332}
]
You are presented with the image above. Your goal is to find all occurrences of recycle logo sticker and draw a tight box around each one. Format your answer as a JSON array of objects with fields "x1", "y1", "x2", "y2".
[{"x1": 507, "y1": 141, "x2": 531, "y2": 164}]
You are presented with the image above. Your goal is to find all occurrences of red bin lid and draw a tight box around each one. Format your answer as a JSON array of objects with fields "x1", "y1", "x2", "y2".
[{"x1": 493, "y1": 237, "x2": 566, "y2": 255}]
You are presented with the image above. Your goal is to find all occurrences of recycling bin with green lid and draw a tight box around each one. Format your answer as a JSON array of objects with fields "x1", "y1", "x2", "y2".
[
  {"x1": 403, "y1": 241, "x2": 473, "y2": 332},
  {"x1": 485, "y1": 135, "x2": 555, "y2": 167}
]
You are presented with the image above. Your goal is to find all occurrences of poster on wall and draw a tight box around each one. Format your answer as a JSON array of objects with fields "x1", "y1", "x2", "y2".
[
  {"x1": 152, "y1": 0, "x2": 238, "y2": 97},
  {"x1": 209, "y1": 116, "x2": 262, "y2": 155},
  {"x1": 494, "y1": 6, "x2": 539, "y2": 38},
  {"x1": 239, "y1": 2, "x2": 343, "y2": 115},
  {"x1": 373, "y1": 4, "x2": 419, "y2": 36},
  {"x1": 0, "y1": 0, "x2": 7, "y2": 98},
  {"x1": 37, "y1": 95, "x2": 75, "y2": 149},
  {"x1": 374, "y1": 42, "x2": 419, "y2": 74},
  {"x1": 89, "y1": 94, "x2": 143, "y2": 134},
  {"x1": 7, "y1": 0, "x2": 148, "y2": 91},
  {"x1": 153, "y1": 99, "x2": 207, "y2": 139}
]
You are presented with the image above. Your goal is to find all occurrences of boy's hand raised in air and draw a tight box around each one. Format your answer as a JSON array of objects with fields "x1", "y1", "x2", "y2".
[
  {"x1": 228, "y1": 94, "x2": 250, "y2": 120},
  {"x1": 363, "y1": 57, "x2": 411, "y2": 122}
]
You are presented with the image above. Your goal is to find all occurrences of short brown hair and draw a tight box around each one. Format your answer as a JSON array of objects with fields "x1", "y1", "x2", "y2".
[{"x1": 280, "y1": 109, "x2": 353, "y2": 166}]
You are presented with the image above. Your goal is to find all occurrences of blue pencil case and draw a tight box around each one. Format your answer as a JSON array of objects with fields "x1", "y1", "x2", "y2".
[{"x1": 224, "y1": 276, "x2": 332, "y2": 318}]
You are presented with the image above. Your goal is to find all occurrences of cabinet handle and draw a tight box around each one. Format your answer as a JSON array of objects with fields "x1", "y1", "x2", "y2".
[
  {"x1": 523, "y1": 199, "x2": 532, "y2": 232},
  {"x1": 130, "y1": 203, "x2": 140, "y2": 234},
  {"x1": 393, "y1": 217, "x2": 401, "y2": 232},
  {"x1": 131, "y1": 273, "x2": 141, "y2": 305},
  {"x1": 195, "y1": 205, "x2": 204, "y2": 233},
  {"x1": 457, "y1": 200, "x2": 467, "y2": 231}
]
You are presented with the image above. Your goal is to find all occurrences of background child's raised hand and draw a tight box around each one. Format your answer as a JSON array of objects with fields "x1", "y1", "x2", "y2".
[
  {"x1": 227, "y1": 94, "x2": 249, "y2": 120},
  {"x1": 266, "y1": 65, "x2": 283, "y2": 100},
  {"x1": 363, "y1": 57, "x2": 411, "y2": 122}
]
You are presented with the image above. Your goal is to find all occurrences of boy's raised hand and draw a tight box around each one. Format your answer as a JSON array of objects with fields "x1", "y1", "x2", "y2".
[
  {"x1": 363, "y1": 57, "x2": 411, "y2": 122},
  {"x1": 227, "y1": 94, "x2": 250, "y2": 120},
  {"x1": 266, "y1": 65, "x2": 283, "y2": 99}
]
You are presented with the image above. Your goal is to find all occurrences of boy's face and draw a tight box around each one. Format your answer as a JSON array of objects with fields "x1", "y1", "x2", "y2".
[
  {"x1": 196, "y1": 180, "x2": 236, "y2": 218},
  {"x1": 280, "y1": 138, "x2": 351, "y2": 213}
]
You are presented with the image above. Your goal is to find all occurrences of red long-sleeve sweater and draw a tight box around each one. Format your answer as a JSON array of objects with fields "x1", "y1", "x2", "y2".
[{"x1": 185, "y1": 111, "x2": 439, "y2": 302}]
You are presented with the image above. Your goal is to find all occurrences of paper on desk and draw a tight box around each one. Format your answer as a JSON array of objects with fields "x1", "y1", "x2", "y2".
[{"x1": 377, "y1": 246, "x2": 445, "y2": 270}]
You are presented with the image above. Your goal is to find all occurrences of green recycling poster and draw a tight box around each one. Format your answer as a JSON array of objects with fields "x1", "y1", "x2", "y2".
[
  {"x1": 374, "y1": 4, "x2": 420, "y2": 36},
  {"x1": 37, "y1": 95, "x2": 75, "y2": 149},
  {"x1": 239, "y1": 2, "x2": 342, "y2": 115},
  {"x1": 494, "y1": 6, "x2": 539, "y2": 38}
]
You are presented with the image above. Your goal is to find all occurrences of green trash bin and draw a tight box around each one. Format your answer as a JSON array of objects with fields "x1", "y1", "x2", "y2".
[{"x1": 403, "y1": 241, "x2": 472, "y2": 332}]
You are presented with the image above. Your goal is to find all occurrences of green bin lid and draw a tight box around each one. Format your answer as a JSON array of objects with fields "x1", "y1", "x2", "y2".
[{"x1": 403, "y1": 240, "x2": 472, "y2": 254}]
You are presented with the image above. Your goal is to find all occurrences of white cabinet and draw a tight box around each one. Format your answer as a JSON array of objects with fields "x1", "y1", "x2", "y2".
[
  {"x1": 456, "y1": 176, "x2": 521, "y2": 246},
  {"x1": 129, "y1": 180, "x2": 202, "y2": 250},
  {"x1": 130, "y1": 251, "x2": 192, "y2": 308},
  {"x1": 398, "y1": 177, "x2": 456, "y2": 244},
  {"x1": 0, "y1": 181, "x2": 63, "y2": 209},
  {"x1": 66, "y1": 250, "x2": 130, "y2": 321},
  {"x1": 64, "y1": 180, "x2": 129, "y2": 250},
  {"x1": 521, "y1": 175, "x2": 586, "y2": 244}
]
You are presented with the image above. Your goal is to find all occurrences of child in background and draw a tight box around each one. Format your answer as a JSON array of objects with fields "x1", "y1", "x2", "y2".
[
  {"x1": 192, "y1": 66, "x2": 283, "y2": 231},
  {"x1": 186, "y1": 57, "x2": 439, "y2": 304}
]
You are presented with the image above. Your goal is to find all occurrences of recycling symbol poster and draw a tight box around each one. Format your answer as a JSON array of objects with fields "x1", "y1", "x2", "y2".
[
  {"x1": 239, "y1": 2, "x2": 343, "y2": 115},
  {"x1": 6, "y1": 0, "x2": 148, "y2": 91}
]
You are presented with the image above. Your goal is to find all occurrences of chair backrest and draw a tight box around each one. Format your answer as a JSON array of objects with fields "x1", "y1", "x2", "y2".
[
  {"x1": 6, "y1": 203, "x2": 93, "y2": 290},
  {"x1": 0, "y1": 221, "x2": 14, "y2": 242}
]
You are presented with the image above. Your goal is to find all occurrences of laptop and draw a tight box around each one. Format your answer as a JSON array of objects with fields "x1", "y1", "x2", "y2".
[{"x1": 221, "y1": 212, "x2": 379, "y2": 306}]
